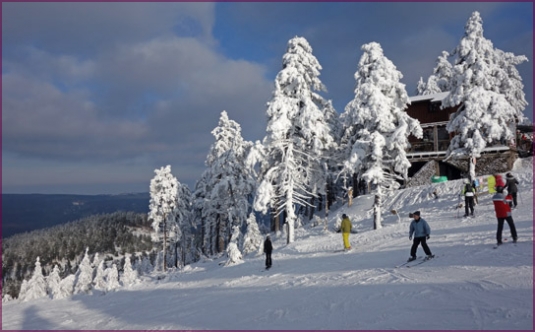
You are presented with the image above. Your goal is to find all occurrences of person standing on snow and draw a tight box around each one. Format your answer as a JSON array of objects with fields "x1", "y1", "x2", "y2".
[
  {"x1": 408, "y1": 211, "x2": 434, "y2": 262},
  {"x1": 461, "y1": 179, "x2": 476, "y2": 217},
  {"x1": 495, "y1": 173, "x2": 505, "y2": 188},
  {"x1": 487, "y1": 174, "x2": 496, "y2": 194},
  {"x1": 492, "y1": 186, "x2": 518, "y2": 245},
  {"x1": 263, "y1": 235, "x2": 273, "y2": 269},
  {"x1": 340, "y1": 214, "x2": 352, "y2": 250},
  {"x1": 504, "y1": 172, "x2": 520, "y2": 208}
]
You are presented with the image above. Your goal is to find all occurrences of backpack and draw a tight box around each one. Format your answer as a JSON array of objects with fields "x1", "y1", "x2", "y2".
[{"x1": 465, "y1": 183, "x2": 474, "y2": 193}]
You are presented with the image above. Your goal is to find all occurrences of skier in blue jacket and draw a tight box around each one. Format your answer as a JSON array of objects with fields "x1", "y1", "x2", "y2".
[{"x1": 408, "y1": 211, "x2": 434, "y2": 262}]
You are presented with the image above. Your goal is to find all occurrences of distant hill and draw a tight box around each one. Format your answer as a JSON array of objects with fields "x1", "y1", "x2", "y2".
[{"x1": 1, "y1": 193, "x2": 150, "y2": 238}]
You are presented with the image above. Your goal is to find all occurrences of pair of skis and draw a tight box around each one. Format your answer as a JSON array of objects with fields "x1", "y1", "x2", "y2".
[{"x1": 395, "y1": 255, "x2": 435, "y2": 268}]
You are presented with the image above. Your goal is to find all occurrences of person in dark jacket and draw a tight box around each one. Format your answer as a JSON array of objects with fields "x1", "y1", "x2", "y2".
[
  {"x1": 263, "y1": 235, "x2": 273, "y2": 269},
  {"x1": 492, "y1": 186, "x2": 518, "y2": 245},
  {"x1": 408, "y1": 211, "x2": 434, "y2": 261},
  {"x1": 461, "y1": 179, "x2": 476, "y2": 217},
  {"x1": 504, "y1": 172, "x2": 520, "y2": 208}
]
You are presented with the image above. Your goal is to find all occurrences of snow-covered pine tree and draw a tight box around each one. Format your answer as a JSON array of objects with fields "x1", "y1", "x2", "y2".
[
  {"x1": 443, "y1": 11, "x2": 528, "y2": 180},
  {"x1": 18, "y1": 279, "x2": 29, "y2": 301},
  {"x1": 225, "y1": 225, "x2": 244, "y2": 266},
  {"x1": 20, "y1": 257, "x2": 48, "y2": 301},
  {"x1": 46, "y1": 265, "x2": 62, "y2": 299},
  {"x1": 174, "y1": 182, "x2": 194, "y2": 268},
  {"x1": 57, "y1": 274, "x2": 75, "y2": 299},
  {"x1": 195, "y1": 111, "x2": 254, "y2": 255},
  {"x1": 121, "y1": 255, "x2": 138, "y2": 287},
  {"x1": 340, "y1": 42, "x2": 422, "y2": 229},
  {"x1": 242, "y1": 213, "x2": 264, "y2": 256},
  {"x1": 93, "y1": 260, "x2": 107, "y2": 292},
  {"x1": 138, "y1": 252, "x2": 154, "y2": 275},
  {"x1": 416, "y1": 77, "x2": 428, "y2": 95},
  {"x1": 149, "y1": 165, "x2": 179, "y2": 271},
  {"x1": 74, "y1": 248, "x2": 94, "y2": 294},
  {"x1": 106, "y1": 264, "x2": 121, "y2": 292},
  {"x1": 254, "y1": 36, "x2": 337, "y2": 244},
  {"x1": 416, "y1": 51, "x2": 453, "y2": 95}
]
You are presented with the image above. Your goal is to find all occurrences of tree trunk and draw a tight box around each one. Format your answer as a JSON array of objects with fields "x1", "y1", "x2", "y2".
[
  {"x1": 373, "y1": 194, "x2": 382, "y2": 230},
  {"x1": 352, "y1": 173, "x2": 359, "y2": 197},
  {"x1": 469, "y1": 157, "x2": 476, "y2": 181},
  {"x1": 286, "y1": 204, "x2": 295, "y2": 244},
  {"x1": 308, "y1": 196, "x2": 315, "y2": 220},
  {"x1": 163, "y1": 221, "x2": 167, "y2": 271}
]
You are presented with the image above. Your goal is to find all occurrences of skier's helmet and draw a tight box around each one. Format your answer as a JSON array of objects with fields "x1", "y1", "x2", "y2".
[{"x1": 496, "y1": 186, "x2": 504, "y2": 193}]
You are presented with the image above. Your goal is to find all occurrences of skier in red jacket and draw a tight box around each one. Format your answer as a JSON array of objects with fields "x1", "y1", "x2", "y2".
[{"x1": 492, "y1": 186, "x2": 518, "y2": 246}]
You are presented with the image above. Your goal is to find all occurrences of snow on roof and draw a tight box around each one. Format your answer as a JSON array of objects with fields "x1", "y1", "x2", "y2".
[{"x1": 409, "y1": 91, "x2": 450, "y2": 103}]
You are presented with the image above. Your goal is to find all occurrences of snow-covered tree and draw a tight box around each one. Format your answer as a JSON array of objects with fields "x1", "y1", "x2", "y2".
[
  {"x1": 417, "y1": 51, "x2": 453, "y2": 95},
  {"x1": 195, "y1": 111, "x2": 254, "y2": 255},
  {"x1": 93, "y1": 260, "x2": 108, "y2": 292},
  {"x1": 57, "y1": 274, "x2": 75, "y2": 299},
  {"x1": 136, "y1": 253, "x2": 154, "y2": 275},
  {"x1": 106, "y1": 264, "x2": 121, "y2": 292},
  {"x1": 74, "y1": 248, "x2": 94, "y2": 294},
  {"x1": 415, "y1": 77, "x2": 428, "y2": 95},
  {"x1": 443, "y1": 11, "x2": 528, "y2": 180},
  {"x1": 20, "y1": 257, "x2": 48, "y2": 301},
  {"x1": 242, "y1": 213, "x2": 264, "y2": 256},
  {"x1": 174, "y1": 181, "x2": 194, "y2": 268},
  {"x1": 225, "y1": 226, "x2": 243, "y2": 266},
  {"x1": 46, "y1": 265, "x2": 62, "y2": 299},
  {"x1": 149, "y1": 165, "x2": 179, "y2": 271},
  {"x1": 18, "y1": 280, "x2": 29, "y2": 301},
  {"x1": 120, "y1": 255, "x2": 138, "y2": 287},
  {"x1": 254, "y1": 36, "x2": 337, "y2": 244},
  {"x1": 340, "y1": 42, "x2": 422, "y2": 229}
]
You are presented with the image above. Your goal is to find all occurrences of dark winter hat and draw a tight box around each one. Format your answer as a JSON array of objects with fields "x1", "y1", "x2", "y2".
[
  {"x1": 413, "y1": 211, "x2": 421, "y2": 216},
  {"x1": 506, "y1": 172, "x2": 513, "y2": 178},
  {"x1": 342, "y1": 214, "x2": 347, "y2": 219},
  {"x1": 496, "y1": 186, "x2": 504, "y2": 193}
]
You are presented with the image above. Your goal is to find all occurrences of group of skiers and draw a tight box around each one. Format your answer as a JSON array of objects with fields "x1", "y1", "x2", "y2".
[{"x1": 261, "y1": 172, "x2": 520, "y2": 268}]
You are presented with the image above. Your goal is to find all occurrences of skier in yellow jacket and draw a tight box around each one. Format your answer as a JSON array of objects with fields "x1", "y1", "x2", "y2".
[
  {"x1": 487, "y1": 175, "x2": 496, "y2": 194},
  {"x1": 340, "y1": 214, "x2": 352, "y2": 250}
]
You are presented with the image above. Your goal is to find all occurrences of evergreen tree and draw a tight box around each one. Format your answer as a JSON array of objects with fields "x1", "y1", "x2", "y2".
[
  {"x1": 46, "y1": 265, "x2": 62, "y2": 299},
  {"x1": 195, "y1": 111, "x2": 254, "y2": 255},
  {"x1": 93, "y1": 260, "x2": 108, "y2": 292},
  {"x1": 443, "y1": 11, "x2": 528, "y2": 180},
  {"x1": 20, "y1": 257, "x2": 47, "y2": 301},
  {"x1": 18, "y1": 279, "x2": 29, "y2": 301},
  {"x1": 57, "y1": 274, "x2": 75, "y2": 299},
  {"x1": 242, "y1": 213, "x2": 264, "y2": 256},
  {"x1": 149, "y1": 165, "x2": 179, "y2": 271},
  {"x1": 254, "y1": 36, "x2": 337, "y2": 244},
  {"x1": 416, "y1": 51, "x2": 453, "y2": 96},
  {"x1": 106, "y1": 264, "x2": 121, "y2": 292},
  {"x1": 174, "y1": 182, "x2": 194, "y2": 268},
  {"x1": 224, "y1": 226, "x2": 243, "y2": 266},
  {"x1": 74, "y1": 248, "x2": 94, "y2": 294},
  {"x1": 340, "y1": 42, "x2": 422, "y2": 229},
  {"x1": 120, "y1": 255, "x2": 138, "y2": 287}
]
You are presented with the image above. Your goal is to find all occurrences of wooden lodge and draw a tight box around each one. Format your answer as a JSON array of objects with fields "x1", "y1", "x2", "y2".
[{"x1": 404, "y1": 92, "x2": 521, "y2": 185}]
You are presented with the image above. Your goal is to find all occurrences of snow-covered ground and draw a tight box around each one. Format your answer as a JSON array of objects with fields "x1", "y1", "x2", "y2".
[{"x1": 3, "y1": 158, "x2": 533, "y2": 330}]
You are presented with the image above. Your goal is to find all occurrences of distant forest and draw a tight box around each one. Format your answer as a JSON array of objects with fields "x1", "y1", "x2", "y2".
[
  {"x1": 2, "y1": 193, "x2": 150, "y2": 237},
  {"x1": 2, "y1": 211, "x2": 155, "y2": 299}
]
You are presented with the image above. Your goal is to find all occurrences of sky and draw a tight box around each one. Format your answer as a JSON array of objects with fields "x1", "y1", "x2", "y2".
[
  {"x1": 2, "y1": 156, "x2": 533, "y2": 329},
  {"x1": 2, "y1": 2, "x2": 533, "y2": 195}
]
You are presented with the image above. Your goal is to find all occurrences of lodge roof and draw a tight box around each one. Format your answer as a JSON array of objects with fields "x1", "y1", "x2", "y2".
[{"x1": 409, "y1": 91, "x2": 450, "y2": 104}]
